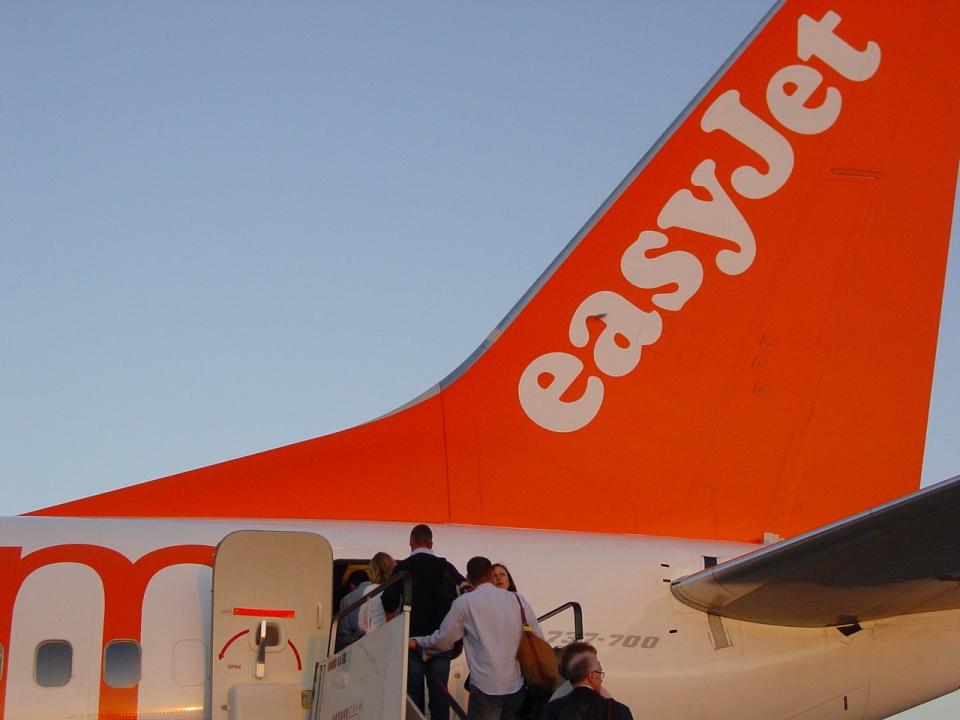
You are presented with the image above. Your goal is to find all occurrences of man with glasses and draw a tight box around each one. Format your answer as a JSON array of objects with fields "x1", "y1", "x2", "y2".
[{"x1": 544, "y1": 650, "x2": 634, "y2": 720}]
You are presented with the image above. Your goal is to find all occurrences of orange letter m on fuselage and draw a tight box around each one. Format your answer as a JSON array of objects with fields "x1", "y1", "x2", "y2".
[{"x1": 0, "y1": 543, "x2": 214, "y2": 720}]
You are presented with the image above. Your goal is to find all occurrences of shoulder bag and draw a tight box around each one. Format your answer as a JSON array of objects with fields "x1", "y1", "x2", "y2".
[{"x1": 514, "y1": 594, "x2": 559, "y2": 695}]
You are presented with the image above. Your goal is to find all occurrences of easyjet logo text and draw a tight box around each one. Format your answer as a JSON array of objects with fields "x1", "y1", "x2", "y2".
[{"x1": 518, "y1": 11, "x2": 880, "y2": 432}]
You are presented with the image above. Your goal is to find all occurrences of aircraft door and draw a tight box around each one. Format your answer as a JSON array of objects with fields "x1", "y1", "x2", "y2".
[{"x1": 212, "y1": 530, "x2": 333, "y2": 720}]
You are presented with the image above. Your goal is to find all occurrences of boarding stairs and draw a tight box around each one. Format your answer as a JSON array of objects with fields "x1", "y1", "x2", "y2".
[{"x1": 309, "y1": 578, "x2": 584, "y2": 720}]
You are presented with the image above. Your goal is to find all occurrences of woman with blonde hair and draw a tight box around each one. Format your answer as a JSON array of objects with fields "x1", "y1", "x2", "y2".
[{"x1": 359, "y1": 551, "x2": 395, "y2": 632}]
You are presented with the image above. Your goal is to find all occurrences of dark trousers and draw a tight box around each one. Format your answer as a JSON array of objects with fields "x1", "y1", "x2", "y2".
[
  {"x1": 409, "y1": 651, "x2": 453, "y2": 719},
  {"x1": 467, "y1": 687, "x2": 525, "y2": 720}
]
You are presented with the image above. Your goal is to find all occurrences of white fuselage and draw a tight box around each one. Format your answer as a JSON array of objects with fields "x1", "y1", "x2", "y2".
[{"x1": 0, "y1": 516, "x2": 956, "y2": 720}]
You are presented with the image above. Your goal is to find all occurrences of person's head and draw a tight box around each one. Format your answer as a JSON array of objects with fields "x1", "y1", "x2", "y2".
[
  {"x1": 409, "y1": 523, "x2": 433, "y2": 550},
  {"x1": 466, "y1": 556, "x2": 494, "y2": 586},
  {"x1": 558, "y1": 641, "x2": 598, "y2": 679},
  {"x1": 567, "y1": 651, "x2": 604, "y2": 690},
  {"x1": 347, "y1": 569, "x2": 369, "y2": 589},
  {"x1": 368, "y1": 552, "x2": 395, "y2": 584},
  {"x1": 491, "y1": 563, "x2": 517, "y2": 592}
]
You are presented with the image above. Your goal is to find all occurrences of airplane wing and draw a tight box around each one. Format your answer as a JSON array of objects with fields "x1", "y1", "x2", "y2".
[{"x1": 671, "y1": 474, "x2": 960, "y2": 627}]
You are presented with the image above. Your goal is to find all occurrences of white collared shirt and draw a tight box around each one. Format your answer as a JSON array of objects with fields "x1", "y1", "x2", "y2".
[{"x1": 414, "y1": 583, "x2": 543, "y2": 696}]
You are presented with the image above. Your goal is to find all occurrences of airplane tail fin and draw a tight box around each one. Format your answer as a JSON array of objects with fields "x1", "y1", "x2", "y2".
[{"x1": 35, "y1": 0, "x2": 960, "y2": 543}]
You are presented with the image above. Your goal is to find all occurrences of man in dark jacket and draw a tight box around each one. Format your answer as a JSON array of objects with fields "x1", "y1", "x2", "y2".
[
  {"x1": 544, "y1": 652, "x2": 633, "y2": 720},
  {"x1": 383, "y1": 523, "x2": 464, "y2": 719}
]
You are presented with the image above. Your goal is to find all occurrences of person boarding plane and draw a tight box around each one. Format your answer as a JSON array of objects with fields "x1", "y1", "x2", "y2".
[{"x1": 3, "y1": 0, "x2": 960, "y2": 718}]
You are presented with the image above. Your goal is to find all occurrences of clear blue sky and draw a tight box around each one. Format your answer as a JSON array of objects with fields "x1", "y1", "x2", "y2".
[{"x1": 1, "y1": 2, "x2": 957, "y2": 717}]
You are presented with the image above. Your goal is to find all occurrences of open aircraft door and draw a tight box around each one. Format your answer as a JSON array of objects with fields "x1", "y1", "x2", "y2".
[{"x1": 212, "y1": 530, "x2": 333, "y2": 720}]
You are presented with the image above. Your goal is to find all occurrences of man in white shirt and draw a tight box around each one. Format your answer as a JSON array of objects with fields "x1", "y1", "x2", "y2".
[{"x1": 410, "y1": 556, "x2": 542, "y2": 720}]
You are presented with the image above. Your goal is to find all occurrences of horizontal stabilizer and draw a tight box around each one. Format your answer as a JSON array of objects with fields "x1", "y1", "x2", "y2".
[{"x1": 671, "y1": 475, "x2": 960, "y2": 627}]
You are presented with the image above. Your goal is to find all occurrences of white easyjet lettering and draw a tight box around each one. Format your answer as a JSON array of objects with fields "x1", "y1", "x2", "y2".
[
  {"x1": 620, "y1": 230, "x2": 703, "y2": 311},
  {"x1": 797, "y1": 11, "x2": 880, "y2": 82},
  {"x1": 518, "y1": 352, "x2": 604, "y2": 433},
  {"x1": 657, "y1": 159, "x2": 756, "y2": 275},
  {"x1": 518, "y1": 9, "x2": 880, "y2": 431},
  {"x1": 701, "y1": 90, "x2": 795, "y2": 200},
  {"x1": 569, "y1": 291, "x2": 663, "y2": 377},
  {"x1": 767, "y1": 65, "x2": 841, "y2": 135}
]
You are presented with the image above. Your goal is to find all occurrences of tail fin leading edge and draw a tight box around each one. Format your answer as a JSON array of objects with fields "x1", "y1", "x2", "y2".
[{"x1": 36, "y1": 0, "x2": 960, "y2": 543}]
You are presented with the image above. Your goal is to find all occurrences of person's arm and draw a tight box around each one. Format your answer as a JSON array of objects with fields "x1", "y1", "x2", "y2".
[
  {"x1": 357, "y1": 583, "x2": 379, "y2": 632},
  {"x1": 358, "y1": 599, "x2": 371, "y2": 632},
  {"x1": 412, "y1": 599, "x2": 465, "y2": 652}
]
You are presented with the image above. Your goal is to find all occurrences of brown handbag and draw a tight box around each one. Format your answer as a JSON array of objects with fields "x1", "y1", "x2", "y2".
[{"x1": 514, "y1": 595, "x2": 560, "y2": 695}]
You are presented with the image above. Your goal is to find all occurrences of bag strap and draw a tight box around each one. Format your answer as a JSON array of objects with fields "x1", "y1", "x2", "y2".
[{"x1": 514, "y1": 594, "x2": 533, "y2": 631}]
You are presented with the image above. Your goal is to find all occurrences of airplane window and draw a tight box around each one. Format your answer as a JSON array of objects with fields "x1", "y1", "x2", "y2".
[
  {"x1": 104, "y1": 640, "x2": 141, "y2": 688},
  {"x1": 36, "y1": 640, "x2": 72, "y2": 687}
]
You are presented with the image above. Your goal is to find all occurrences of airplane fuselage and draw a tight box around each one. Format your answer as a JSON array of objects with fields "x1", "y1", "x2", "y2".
[{"x1": 0, "y1": 516, "x2": 957, "y2": 720}]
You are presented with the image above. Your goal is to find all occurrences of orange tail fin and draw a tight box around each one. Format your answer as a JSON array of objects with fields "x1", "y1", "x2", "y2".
[{"x1": 36, "y1": 0, "x2": 960, "y2": 543}]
